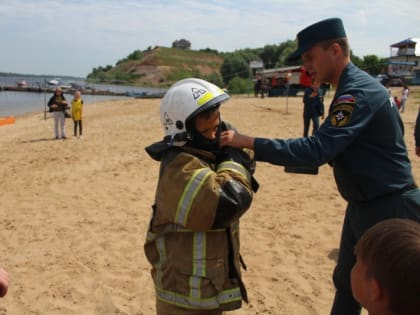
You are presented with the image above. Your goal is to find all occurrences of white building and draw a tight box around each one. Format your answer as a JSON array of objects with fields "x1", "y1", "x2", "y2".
[{"x1": 388, "y1": 38, "x2": 420, "y2": 85}]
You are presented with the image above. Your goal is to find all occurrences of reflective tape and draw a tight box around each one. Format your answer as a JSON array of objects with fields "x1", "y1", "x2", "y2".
[
  {"x1": 156, "y1": 286, "x2": 242, "y2": 309},
  {"x1": 190, "y1": 232, "x2": 206, "y2": 298},
  {"x1": 155, "y1": 237, "x2": 166, "y2": 288},
  {"x1": 175, "y1": 168, "x2": 212, "y2": 226},
  {"x1": 197, "y1": 91, "x2": 214, "y2": 106},
  {"x1": 217, "y1": 161, "x2": 250, "y2": 182}
]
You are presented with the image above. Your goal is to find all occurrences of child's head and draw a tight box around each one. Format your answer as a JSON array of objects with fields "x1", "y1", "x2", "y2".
[
  {"x1": 351, "y1": 218, "x2": 420, "y2": 315},
  {"x1": 159, "y1": 78, "x2": 229, "y2": 147},
  {"x1": 74, "y1": 90, "x2": 81, "y2": 100},
  {"x1": 55, "y1": 87, "x2": 63, "y2": 95},
  {"x1": 192, "y1": 106, "x2": 220, "y2": 141}
]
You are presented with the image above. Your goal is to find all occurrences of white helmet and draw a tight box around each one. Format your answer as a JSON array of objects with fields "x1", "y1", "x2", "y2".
[{"x1": 160, "y1": 78, "x2": 229, "y2": 146}]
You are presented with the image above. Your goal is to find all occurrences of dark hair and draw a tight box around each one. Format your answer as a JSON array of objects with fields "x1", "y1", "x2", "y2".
[
  {"x1": 355, "y1": 219, "x2": 420, "y2": 315},
  {"x1": 319, "y1": 37, "x2": 350, "y2": 57},
  {"x1": 195, "y1": 104, "x2": 220, "y2": 120},
  {"x1": 185, "y1": 104, "x2": 220, "y2": 133}
]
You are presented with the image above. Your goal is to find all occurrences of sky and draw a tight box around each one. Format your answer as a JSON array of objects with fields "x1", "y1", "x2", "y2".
[{"x1": 1, "y1": 0, "x2": 419, "y2": 78}]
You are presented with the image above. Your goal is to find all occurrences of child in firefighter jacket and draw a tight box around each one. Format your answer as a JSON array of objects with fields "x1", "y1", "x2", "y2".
[{"x1": 144, "y1": 78, "x2": 258, "y2": 315}]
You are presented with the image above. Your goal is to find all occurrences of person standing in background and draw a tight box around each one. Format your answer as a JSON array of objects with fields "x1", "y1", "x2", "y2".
[
  {"x1": 71, "y1": 90, "x2": 83, "y2": 139},
  {"x1": 400, "y1": 84, "x2": 409, "y2": 113},
  {"x1": 302, "y1": 81, "x2": 324, "y2": 136},
  {"x1": 47, "y1": 87, "x2": 68, "y2": 139}
]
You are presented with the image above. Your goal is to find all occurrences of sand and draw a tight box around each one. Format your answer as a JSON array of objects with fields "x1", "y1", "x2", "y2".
[{"x1": 0, "y1": 87, "x2": 419, "y2": 315}]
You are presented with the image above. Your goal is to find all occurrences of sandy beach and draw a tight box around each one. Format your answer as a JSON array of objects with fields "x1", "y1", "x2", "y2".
[{"x1": 0, "y1": 88, "x2": 419, "y2": 315}]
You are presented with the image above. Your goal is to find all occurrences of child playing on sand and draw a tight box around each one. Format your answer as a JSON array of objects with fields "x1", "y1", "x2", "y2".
[
  {"x1": 351, "y1": 218, "x2": 420, "y2": 315},
  {"x1": 71, "y1": 91, "x2": 83, "y2": 138}
]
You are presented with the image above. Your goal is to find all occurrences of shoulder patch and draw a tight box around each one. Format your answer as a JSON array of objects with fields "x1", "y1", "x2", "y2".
[{"x1": 330, "y1": 94, "x2": 356, "y2": 127}]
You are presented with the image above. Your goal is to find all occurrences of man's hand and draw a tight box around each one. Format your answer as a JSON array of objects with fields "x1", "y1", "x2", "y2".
[{"x1": 220, "y1": 130, "x2": 255, "y2": 149}]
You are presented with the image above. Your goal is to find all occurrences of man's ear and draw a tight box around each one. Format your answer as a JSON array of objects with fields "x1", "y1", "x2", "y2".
[
  {"x1": 368, "y1": 278, "x2": 383, "y2": 301},
  {"x1": 331, "y1": 43, "x2": 342, "y2": 57}
]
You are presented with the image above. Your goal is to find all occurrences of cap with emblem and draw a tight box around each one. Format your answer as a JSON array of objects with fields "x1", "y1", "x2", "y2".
[{"x1": 287, "y1": 18, "x2": 347, "y2": 62}]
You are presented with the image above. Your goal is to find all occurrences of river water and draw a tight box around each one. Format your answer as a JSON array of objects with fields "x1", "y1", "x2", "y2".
[{"x1": 0, "y1": 74, "x2": 166, "y2": 117}]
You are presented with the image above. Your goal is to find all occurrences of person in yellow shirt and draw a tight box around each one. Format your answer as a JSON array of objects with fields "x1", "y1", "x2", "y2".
[{"x1": 71, "y1": 90, "x2": 83, "y2": 138}]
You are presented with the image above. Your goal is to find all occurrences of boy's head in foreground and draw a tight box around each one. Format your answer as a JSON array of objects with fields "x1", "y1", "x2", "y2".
[{"x1": 351, "y1": 218, "x2": 420, "y2": 315}]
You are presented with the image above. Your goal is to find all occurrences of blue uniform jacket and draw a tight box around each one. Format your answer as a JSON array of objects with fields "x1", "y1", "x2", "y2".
[
  {"x1": 303, "y1": 87, "x2": 324, "y2": 117},
  {"x1": 254, "y1": 62, "x2": 414, "y2": 202}
]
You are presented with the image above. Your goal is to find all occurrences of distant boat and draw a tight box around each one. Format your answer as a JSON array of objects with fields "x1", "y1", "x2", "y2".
[
  {"x1": 16, "y1": 80, "x2": 27, "y2": 87},
  {"x1": 47, "y1": 79, "x2": 59, "y2": 86}
]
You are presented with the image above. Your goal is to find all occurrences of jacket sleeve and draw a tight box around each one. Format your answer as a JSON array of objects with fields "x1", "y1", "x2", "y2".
[
  {"x1": 154, "y1": 150, "x2": 253, "y2": 232},
  {"x1": 47, "y1": 96, "x2": 55, "y2": 107},
  {"x1": 212, "y1": 147, "x2": 254, "y2": 228},
  {"x1": 254, "y1": 93, "x2": 386, "y2": 166}
]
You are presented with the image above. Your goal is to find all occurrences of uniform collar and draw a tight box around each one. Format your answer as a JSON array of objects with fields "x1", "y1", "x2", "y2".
[{"x1": 335, "y1": 62, "x2": 356, "y2": 96}]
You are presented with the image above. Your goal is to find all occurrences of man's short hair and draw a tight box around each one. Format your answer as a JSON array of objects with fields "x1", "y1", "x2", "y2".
[
  {"x1": 355, "y1": 218, "x2": 420, "y2": 315},
  {"x1": 319, "y1": 37, "x2": 350, "y2": 57}
]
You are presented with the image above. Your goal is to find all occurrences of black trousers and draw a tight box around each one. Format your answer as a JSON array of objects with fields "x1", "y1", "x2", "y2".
[
  {"x1": 73, "y1": 120, "x2": 82, "y2": 136},
  {"x1": 331, "y1": 187, "x2": 420, "y2": 315},
  {"x1": 303, "y1": 114, "x2": 320, "y2": 137}
]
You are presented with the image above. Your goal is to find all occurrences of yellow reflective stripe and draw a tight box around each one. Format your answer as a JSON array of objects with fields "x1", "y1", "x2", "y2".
[
  {"x1": 190, "y1": 232, "x2": 206, "y2": 299},
  {"x1": 175, "y1": 168, "x2": 212, "y2": 226},
  {"x1": 217, "y1": 161, "x2": 250, "y2": 182},
  {"x1": 156, "y1": 286, "x2": 242, "y2": 309},
  {"x1": 197, "y1": 91, "x2": 214, "y2": 106},
  {"x1": 155, "y1": 237, "x2": 166, "y2": 288}
]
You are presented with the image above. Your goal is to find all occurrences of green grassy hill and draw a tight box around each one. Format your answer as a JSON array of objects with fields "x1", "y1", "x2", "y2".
[{"x1": 87, "y1": 46, "x2": 224, "y2": 87}]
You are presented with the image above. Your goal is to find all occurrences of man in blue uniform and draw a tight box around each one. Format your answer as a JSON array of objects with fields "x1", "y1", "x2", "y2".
[
  {"x1": 220, "y1": 18, "x2": 420, "y2": 315},
  {"x1": 302, "y1": 80, "x2": 324, "y2": 137}
]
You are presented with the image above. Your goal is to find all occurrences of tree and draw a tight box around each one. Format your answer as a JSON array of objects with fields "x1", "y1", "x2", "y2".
[
  {"x1": 220, "y1": 54, "x2": 251, "y2": 84},
  {"x1": 361, "y1": 55, "x2": 388, "y2": 75},
  {"x1": 350, "y1": 50, "x2": 363, "y2": 69},
  {"x1": 126, "y1": 50, "x2": 143, "y2": 61},
  {"x1": 228, "y1": 76, "x2": 249, "y2": 94},
  {"x1": 172, "y1": 39, "x2": 191, "y2": 49},
  {"x1": 277, "y1": 40, "x2": 298, "y2": 66},
  {"x1": 259, "y1": 44, "x2": 279, "y2": 69}
]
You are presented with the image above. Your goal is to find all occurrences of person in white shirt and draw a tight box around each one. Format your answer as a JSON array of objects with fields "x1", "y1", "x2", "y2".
[{"x1": 400, "y1": 84, "x2": 409, "y2": 113}]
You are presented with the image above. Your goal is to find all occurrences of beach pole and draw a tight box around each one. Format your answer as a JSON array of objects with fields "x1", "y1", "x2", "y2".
[{"x1": 285, "y1": 72, "x2": 291, "y2": 114}]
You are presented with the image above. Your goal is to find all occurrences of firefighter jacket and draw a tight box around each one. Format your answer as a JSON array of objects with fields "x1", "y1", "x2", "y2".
[{"x1": 144, "y1": 137, "x2": 256, "y2": 311}]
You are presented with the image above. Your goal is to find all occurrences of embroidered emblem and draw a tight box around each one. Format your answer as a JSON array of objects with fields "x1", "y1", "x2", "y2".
[{"x1": 330, "y1": 94, "x2": 356, "y2": 127}]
